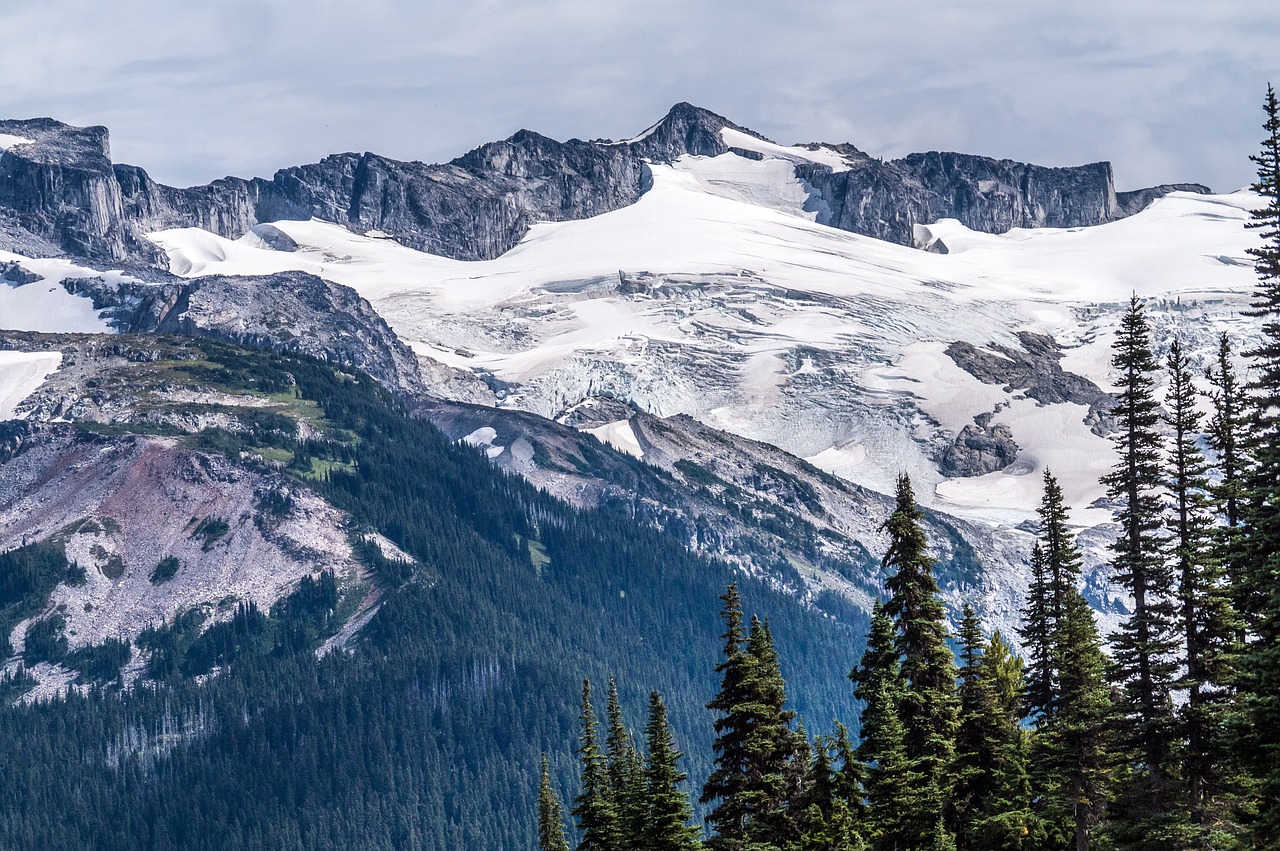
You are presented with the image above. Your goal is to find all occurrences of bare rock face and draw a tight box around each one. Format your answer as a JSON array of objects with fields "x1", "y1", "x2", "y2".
[
  {"x1": 939, "y1": 415, "x2": 1020, "y2": 477},
  {"x1": 0, "y1": 106, "x2": 1212, "y2": 267},
  {"x1": 62, "y1": 271, "x2": 425, "y2": 396}
]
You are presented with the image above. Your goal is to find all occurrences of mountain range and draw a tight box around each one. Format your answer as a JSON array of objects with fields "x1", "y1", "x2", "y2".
[{"x1": 0, "y1": 101, "x2": 1263, "y2": 848}]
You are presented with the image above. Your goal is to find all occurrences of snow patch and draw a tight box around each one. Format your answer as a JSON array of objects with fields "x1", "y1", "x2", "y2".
[
  {"x1": 0, "y1": 134, "x2": 34, "y2": 152},
  {"x1": 584, "y1": 419, "x2": 644, "y2": 459},
  {"x1": 0, "y1": 351, "x2": 62, "y2": 419},
  {"x1": 720, "y1": 128, "x2": 855, "y2": 172}
]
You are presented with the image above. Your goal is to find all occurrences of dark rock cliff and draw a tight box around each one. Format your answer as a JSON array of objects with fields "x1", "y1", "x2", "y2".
[{"x1": 0, "y1": 106, "x2": 1210, "y2": 267}]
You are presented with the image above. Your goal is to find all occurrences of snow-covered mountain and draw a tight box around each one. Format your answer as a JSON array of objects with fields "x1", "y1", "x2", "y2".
[{"x1": 0, "y1": 104, "x2": 1263, "y2": 664}]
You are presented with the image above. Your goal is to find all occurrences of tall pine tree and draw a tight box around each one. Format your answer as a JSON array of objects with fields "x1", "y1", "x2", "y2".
[
  {"x1": 1103, "y1": 294, "x2": 1184, "y2": 847},
  {"x1": 1165, "y1": 336, "x2": 1238, "y2": 840},
  {"x1": 642, "y1": 691, "x2": 702, "y2": 851},
  {"x1": 576, "y1": 678, "x2": 624, "y2": 851},
  {"x1": 703, "y1": 584, "x2": 753, "y2": 850},
  {"x1": 851, "y1": 602, "x2": 920, "y2": 851},
  {"x1": 880, "y1": 474, "x2": 958, "y2": 848},
  {"x1": 540, "y1": 754, "x2": 572, "y2": 851},
  {"x1": 1234, "y1": 82, "x2": 1280, "y2": 845}
]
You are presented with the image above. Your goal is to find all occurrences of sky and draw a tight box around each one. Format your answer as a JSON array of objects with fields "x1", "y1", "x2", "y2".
[{"x1": 0, "y1": 1, "x2": 1274, "y2": 193}]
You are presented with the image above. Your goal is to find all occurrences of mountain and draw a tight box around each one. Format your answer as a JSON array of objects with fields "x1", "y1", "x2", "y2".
[
  {"x1": 0, "y1": 101, "x2": 1259, "y2": 849},
  {"x1": 1, "y1": 104, "x2": 1204, "y2": 265}
]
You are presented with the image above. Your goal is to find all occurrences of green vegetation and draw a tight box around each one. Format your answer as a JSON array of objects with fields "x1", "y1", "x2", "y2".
[{"x1": 150, "y1": 556, "x2": 181, "y2": 585}]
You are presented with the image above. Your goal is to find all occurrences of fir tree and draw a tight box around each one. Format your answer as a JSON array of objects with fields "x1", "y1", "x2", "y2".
[
  {"x1": 1103, "y1": 294, "x2": 1184, "y2": 846},
  {"x1": 1019, "y1": 543, "x2": 1056, "y2": 722},
  {"x1": 1234, "y1": 81, "x2": 1280, "y2": 845},
  {"x1": 703, "y1": 584, "x2": 753, "y2": 850},
  {"x1": 851, "y1": 602, "x2": 921, "y2": 851},
  {"x1": 540, "y1": 754, "x2": 572, "y2": 851},
  {"x1": 831, "y1": 721, "x2": 866, "y2": 826},
  {"x1": 953, "y1": 608, "x2": 1034, "y2": 851},
  {"x1": 642, "y1": 691, "x2": 702, "y2": 851},
  {"x1": 607, "y1": 679, "x2": 649, "y2": 850},
  {"x1": 702, "y1": 589, "x2": 800, "y2": 850},
  {"x1": 881, "y1": 474, "x2": 958, "y2": 848},
  {"x1": 1165, "y1": 337, "x2": 1239, "y2": 839},
  {"x1": 575, "y1": 678, "x2": 624, "y2": 851},
  {"x1": 1039, "y1": 591, "x2": 1116, "y2": 851}
]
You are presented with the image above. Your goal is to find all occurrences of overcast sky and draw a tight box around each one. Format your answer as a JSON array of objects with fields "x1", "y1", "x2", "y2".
[{"x1": 0, "y1": 1, "x2": 1274, "y2": 192}]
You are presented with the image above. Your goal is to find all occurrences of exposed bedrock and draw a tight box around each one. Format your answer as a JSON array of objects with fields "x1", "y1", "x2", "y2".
[{"x1": 1, "y1": 106, "x2": 1209, "y2": 266}]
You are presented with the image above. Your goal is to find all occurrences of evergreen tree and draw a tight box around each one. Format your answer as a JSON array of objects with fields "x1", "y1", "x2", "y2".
[
  {"x1": 953, "y1": 608, "x2": 1033, "y2": 851},
  {"x1": 608, "y1": 679, "x2": 649, "y2": 850},
  {"x1": 1103, "y1": 294, "x2": 1184, "y2": 846},
  {"x1": 642, "y1": 691, "x2": 702, "y2": 851},
  {"x1": 1234, "y1": 81, "x2": 1280, "y2": 845},
  {"x1": 1038, "y1": 591, "x2": 1116, "y2": 851},
  {"x1": 1040, "y1": 471, "x2": 1085, "y2": 621},
  {"x1": 702, "y1": 589, "x2": 800, "y2": 850},
  {"x1": 1019, "y1": 544, "x2": 1056, "y2": 721},
  {"x1": 1165, "y1": 337, "x2": 1239, "y2": 840},
  {"x1": 831, "y1": 722, "x2": 866, "y2": 826},
  {"x1": 575, "y1": 678, "x2": 623, "y2": 851},
  {"x1": 880, "y1": 474, "x2": 958, "y2": 848},
  {"x1": 540, "y1": 754, "x2": 572, "y2": 851},
  {"x1": 851, "y1": 602, "x2": 921, "y2": 851},
  {"x1": 703, "y1": 584, "x2": 753, "y2": 850}
]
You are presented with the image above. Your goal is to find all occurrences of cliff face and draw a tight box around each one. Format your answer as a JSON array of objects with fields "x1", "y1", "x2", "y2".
[{"x1": 0, "y1": 107, "x2": 1209, "y2": 267}]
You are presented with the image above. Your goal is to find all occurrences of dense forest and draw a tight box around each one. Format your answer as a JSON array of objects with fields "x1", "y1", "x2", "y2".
[{"x1": 535, "y1": 87, "x2": 1280, "y2": 851}]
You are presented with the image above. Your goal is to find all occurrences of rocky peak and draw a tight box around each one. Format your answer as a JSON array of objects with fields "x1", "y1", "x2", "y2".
[
  {"x1": 627, "y1": 101, "x2": 766, "y2": 161},
  {"x1": 0, "y1": 118, "x2": 113, "y2": 172}
]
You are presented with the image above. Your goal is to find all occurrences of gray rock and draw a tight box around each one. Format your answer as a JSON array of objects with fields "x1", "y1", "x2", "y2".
[
  {"x1": 0, "y1": 107, "x2": 1214, "y2": 267},
  {"x1": 939, "y1": 416, "x2": 1020, "y2": 477}
]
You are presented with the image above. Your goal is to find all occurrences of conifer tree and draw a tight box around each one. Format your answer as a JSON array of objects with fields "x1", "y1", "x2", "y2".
[
  {"x1": 576, "y1": 678, "x2": 624, "y2": 851},
  {"x1": 851, "y1": 602, "x2": 921, "y2": 851},
  {"x1": 1103, "y1": 294, "x2": 1183, "y2": 845},
  {"x1": 642, "y1": 691, "x2": 702, "y2": 851},
  {"x1": 1165, "y1": 337, "x2": 1238, "y2": 837},
  {"x1": 703, "y1": 584, "x2": 753, "y2": 850},
  {"x1": 703, "y1": 589, "x2": 800, "y2": 850},
  {"x1": 607, "y1": 679, "x2": 649, "y2": 850},
  {"x1": 1039, "y1": 592, "x2": 1116, "y2": 851},
  {"x1": 1234, "y1": 81, "x2": 1280, "y2": 845},
  {"x1": 881, "y1": 474, "x2": 958, "y2": 847},
  {"x1": 1019, "y1": 544, "x2": 1056, "y2": 721},
  {"x1": 953, "y1": 608, "x2": 1033, "y2": 851},
  {"x1": 540, "y1": 754, "x2": 572, "y2": 851},
  {"x1": 831, "y1": 722, "x2": 866, "y2": 826}
]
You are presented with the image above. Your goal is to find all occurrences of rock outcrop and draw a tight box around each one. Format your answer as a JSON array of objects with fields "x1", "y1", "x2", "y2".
[
  {"x1": 0, "y1": 106, "x2": 1211, "y2": 267},
  {"x1": 62, "y1": 271, "x2": 425, "y2": 396}
]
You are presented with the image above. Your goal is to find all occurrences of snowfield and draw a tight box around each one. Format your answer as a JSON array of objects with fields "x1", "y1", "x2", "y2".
[
  {"x1": 141, "y1": 148, "x2": 1261, "y2": 531},
  {"x1": 0, "y1": 351, "x2": 62, "y2": 420}
]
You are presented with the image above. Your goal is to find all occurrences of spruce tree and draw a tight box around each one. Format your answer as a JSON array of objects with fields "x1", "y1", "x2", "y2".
[
  {"x1": 953, "y1": 608, "x2": 1033, "y2": 851},
  {"x1": 1019, "y1": 544, "x2": 1056, "y2": 721},
  {"x1": 1103, "y1": 294, "x2": 1184, "y2": 846},
  {"x1": 703, "y1": 584, "x2": 753, "y2": 850},
  {"x1": 1234, "y1": 82, "x2": 1280, "y2": 845},
  {"x1": 1039, "y1": 591, "x2": 1116, "y2": 851},
  {"x1": 702, "y1": 589, "x2": 800, "y2": 850},
  {"x1": 540, "y1": 754, "x2": 572, "y2": 851},
  {"x1": 1165, "y1": 337, "x2": 1238, "y2": 838},
  {"x1": 831, "y1": 722, "x2": 866, "y2": 827},
  {"x1": 881, "y1": 474, "x2": 958, "y2": 848},
  {"x1": 575, "y1": 678, "x2": 624, "y2": 851},
  {"x1": 608, "y1": 679, "x2": 649, "y2": 850},
  {"x1": 642, "y1": 691, "x2": 702, "y2": 851},
  {"x1": 851, "y1": 602, "x2": 921, "y2": 851}
]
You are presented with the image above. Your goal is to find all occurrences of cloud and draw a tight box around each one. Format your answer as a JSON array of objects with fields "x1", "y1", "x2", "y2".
[{"x1": 0, "y1": 0, "x2": 1273, "y2": 192}]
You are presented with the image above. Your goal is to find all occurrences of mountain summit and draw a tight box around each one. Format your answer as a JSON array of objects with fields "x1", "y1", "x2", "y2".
[{"x1": 0, "y1": 105, "x2": 1206, "y2": 266}]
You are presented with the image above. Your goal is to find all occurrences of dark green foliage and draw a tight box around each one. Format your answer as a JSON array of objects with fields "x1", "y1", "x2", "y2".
[
  {"x1": 643, "y1": 691, "x2": 702, "y2": 850},
  {"x1": 150, "y1": 556, "x2": 181, "y2": 585},
  {"x1": 540, "y1": 754, "x2": 572, "y2": 851},
  {"x1": 0, "y1": 540, "x2": 70, "y2": 656},
  {"x1": 64, "y1": 638, "x2": 132, "y2": 684},
  {"x1": 851, "y1": 603, "x2": 919, "y2": 851},
  {"x1": 1234, "y1": 82, "x2": 1280, "y2": 847},
  {"x1": 0, "y1": 666, "x2": 37, "y2": 703},
  {"x1": 880, "y1": 474, "x2": 958, "y2": 847},
  {"x1": 180, "y1": 602, "x2": 269, "y2": 677},
  {"x1": 1037, "y1": 592, "x2": 1116, "y2": 851},
  {"x1": 189, "y1": 517, "x2": 230, "y2": 551},
  {"x1": 22, "y1": 614, "x2": 68, "y2": 665},
  {"x1": 1019, "y1": 544, "x2": 1055, "y2": 721},
  {"x1": 953, "y1": 611, "x2": 1033, "y2": 851},
  {"x1": 1103, "y1": 295, "x2": 1184, "y2": 845},
  {"x1": 575, "y1": 678, "x2": 623, "y2": 851}
]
